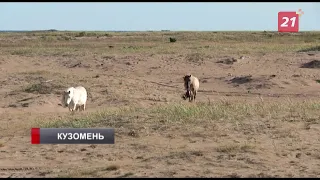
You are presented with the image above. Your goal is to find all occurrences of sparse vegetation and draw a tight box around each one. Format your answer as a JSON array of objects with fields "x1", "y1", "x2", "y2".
[
  {"x1": 77, "y1": 31, "x2": 86, "y2": 37},
  {"x1": 1, "y1": 31, "x2": 320, "y2": 178},
  {"x1": 216, "y1": 143, "x2": 255, "y2": 153},
  {"x1": 1, "y1": 31, "x2": 319, "y2": 58},
  {"x1": 24, "y1": 83, "x2": 64, "y2": 94},
  {"x1": 38, "y1": 100, "x2": 320, "y2": 129},
  {"x1": 297, "y1": 45, "x2": 320, "y2": 52},
  {"x1": 169, "y1": 37, "x2": 177, "y2": 42}
]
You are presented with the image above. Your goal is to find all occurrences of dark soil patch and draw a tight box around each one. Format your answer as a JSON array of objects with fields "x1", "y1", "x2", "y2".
[
  {"x1": 24, "y1": 82, "x2": 64, "y2": 94},
  {"x1": 230, "y1": 75, "x2": 253, "y2": 84},
  {"x1": 228, "y1": 75, "x2": 275, "y2": 90},
  {"x1": 217, "y1": 57, "x2": 237, "y2": 65},
  {"x1": 300, "y1": 60, "x2": 320, "y2": 69}
]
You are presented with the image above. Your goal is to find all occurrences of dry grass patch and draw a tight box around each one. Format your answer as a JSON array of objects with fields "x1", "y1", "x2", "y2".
[
  {"x1": 17, "y1": 70, "x2": 79, "y2": 95},
  {"x1": 216, "y1": 143, "x2": 255, "y2": 153},
  {"x1": 36, "y1": 100, "x2": 320, "y2": 130},
  {"x1": 1, "y1": 31, "x2": 320, "y2": 57}
]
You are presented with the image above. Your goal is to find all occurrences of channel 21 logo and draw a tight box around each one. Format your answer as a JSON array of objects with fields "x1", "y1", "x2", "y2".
[{"x1": 278, "y1": 9, "x2": 304, "y2": 33}]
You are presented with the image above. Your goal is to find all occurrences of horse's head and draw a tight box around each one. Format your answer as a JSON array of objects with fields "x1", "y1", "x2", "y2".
[
  {"x1": 183, "y1": 75, "x2": 192, "y2": 92},
  {"x1": 61, "y1": 87, "x2": 74, "y2": 107}
]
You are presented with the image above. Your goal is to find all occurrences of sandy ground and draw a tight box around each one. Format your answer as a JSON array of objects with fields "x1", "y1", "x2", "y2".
[{"x1": 1, "y1": 31, "x2": 320, "y2": 177}]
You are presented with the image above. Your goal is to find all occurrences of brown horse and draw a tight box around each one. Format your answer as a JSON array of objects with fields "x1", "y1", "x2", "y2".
[{"x1": 183, "y1": 74, "x2": 200, "y2": 102}]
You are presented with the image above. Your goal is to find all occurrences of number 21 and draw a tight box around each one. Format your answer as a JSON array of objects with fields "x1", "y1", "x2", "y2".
[{"x1": 281, "y1": 17, "x2": 296, "y2": 27}]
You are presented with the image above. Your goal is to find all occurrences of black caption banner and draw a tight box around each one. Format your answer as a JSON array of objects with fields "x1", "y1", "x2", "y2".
[{"x1": 31, "y1": 128, "x2": 114, "y2": 144}]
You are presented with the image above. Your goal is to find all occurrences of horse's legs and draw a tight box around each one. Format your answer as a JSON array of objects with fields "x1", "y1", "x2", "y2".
[
  {"x1": 72, "y1": 103, "x2": 77, "y2": 111},
  {"x1": 189, "y1": 91, "x2": 194, "y2": 102}
]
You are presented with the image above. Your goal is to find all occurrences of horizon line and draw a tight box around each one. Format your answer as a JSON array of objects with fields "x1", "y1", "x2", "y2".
[{"x1": 0, "y1": 30, "x2": 320, "y2": 33}]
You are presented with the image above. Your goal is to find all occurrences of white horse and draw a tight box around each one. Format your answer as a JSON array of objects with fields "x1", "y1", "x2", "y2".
[
  {"x1": 61, "y1": 86, "x2": 87, "y2": 112},
  {"x1": 183, "y1": 74, "x2": 200, "y2": 102}
]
